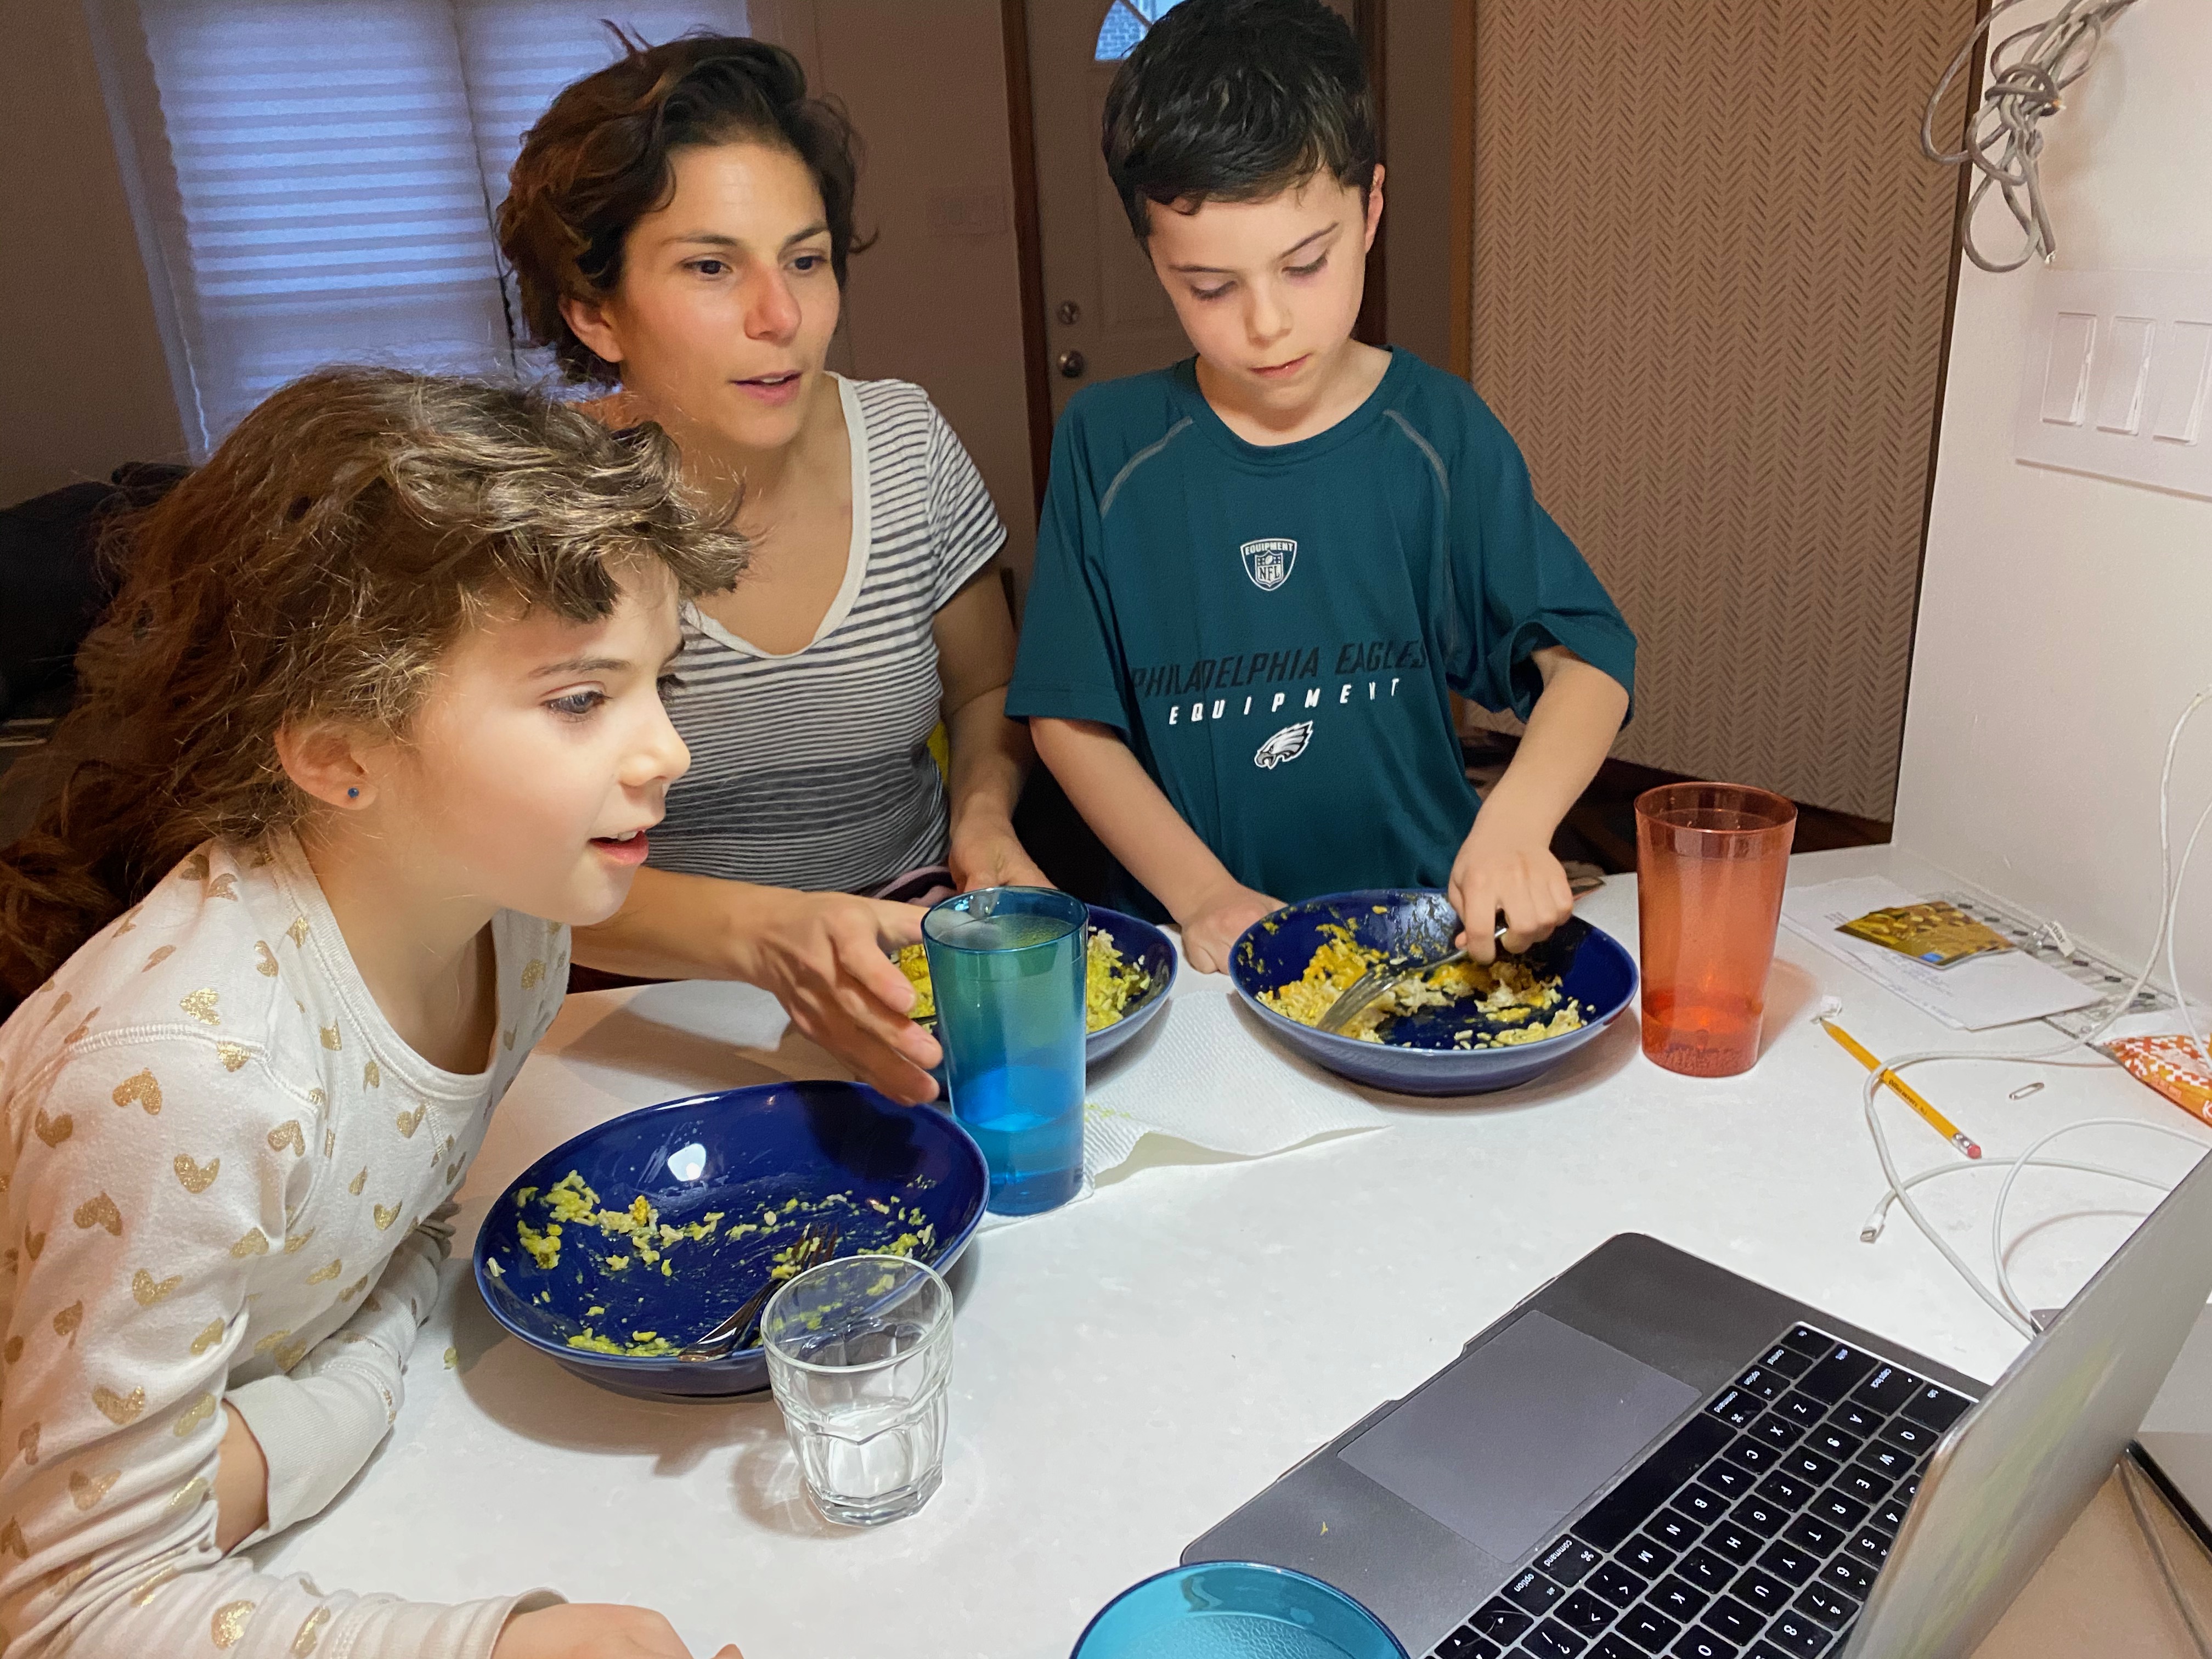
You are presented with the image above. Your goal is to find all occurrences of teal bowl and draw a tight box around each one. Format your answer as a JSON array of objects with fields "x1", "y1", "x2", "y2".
[{"x1": 1073, "y1": 1562, "x2": 1409, "y2": 1658}]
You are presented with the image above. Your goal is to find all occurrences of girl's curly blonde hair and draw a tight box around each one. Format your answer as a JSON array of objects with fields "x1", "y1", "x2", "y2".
[{"x1": 0, "y1": 366, "x2": 748, "y2": 1008}]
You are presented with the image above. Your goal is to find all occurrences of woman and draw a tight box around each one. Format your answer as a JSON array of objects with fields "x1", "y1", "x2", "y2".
[{"x1": 501, "y1": 35, "x2": 1046, "y2": 1107}]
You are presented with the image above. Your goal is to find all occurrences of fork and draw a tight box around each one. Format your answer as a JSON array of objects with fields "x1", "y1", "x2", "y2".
[
  {"x1": 676, "y1": 1221, "x2": 842, "y2": 1362},
  {"x1": 1317, "y1": 925, "x2": 1509, "y2": 1035}
]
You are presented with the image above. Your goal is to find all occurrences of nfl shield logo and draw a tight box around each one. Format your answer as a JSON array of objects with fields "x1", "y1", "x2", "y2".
[{"x1": 1239, "y1": 537, "x2": 1297, "y2": 591}]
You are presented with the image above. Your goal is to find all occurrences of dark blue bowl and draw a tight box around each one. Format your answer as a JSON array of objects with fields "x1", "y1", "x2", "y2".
[
  {"x1": 1080, "y1": 905, "x2": 1178, "y2": 1065},
  {"x1": 472, "y1": 1081, "x2": 987, "y2": 1398},
  {"x1": 921, "y1": 904, "x2": 1177, "y2": 1089},
  {"x1": 1229, "y1": 890, "x2": 1637, "y2": 1097}
]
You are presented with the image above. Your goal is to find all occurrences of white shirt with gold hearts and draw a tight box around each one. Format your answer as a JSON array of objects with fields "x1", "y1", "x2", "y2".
[{"x1": 0, "y1": 833, "x2": 566, "y2": 1657}]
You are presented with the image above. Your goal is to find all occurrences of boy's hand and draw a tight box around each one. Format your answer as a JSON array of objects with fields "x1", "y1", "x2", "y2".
[
  {"x1": 494, "y1": 1604, "x2": 740, "y2": 1659},
  {"x1": 1449, "y1": 809, "x2": 1575, "y2": 964},
  {"x1": 726, "y1": 890, "x2": 944, "y2": 1105},
  {"x1": 949, "y1": 820, "x2": 1052, "y2": 893},
  {"x1": 1178, "y1": 881, "x2": 1284, "y2": 975}
]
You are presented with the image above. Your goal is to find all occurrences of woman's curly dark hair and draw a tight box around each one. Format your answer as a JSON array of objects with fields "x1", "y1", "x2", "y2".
[
  {"x1": 499, "y1": 31, "x2": 870, "y2": 385},
  {"x1": 0, "y1": 366, "x2": 749, "y2": 1011}
]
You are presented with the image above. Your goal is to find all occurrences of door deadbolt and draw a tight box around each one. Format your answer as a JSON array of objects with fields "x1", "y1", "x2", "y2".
[{"x1": 1056, "y1": 300, "x2": 1082, "y2": 324}]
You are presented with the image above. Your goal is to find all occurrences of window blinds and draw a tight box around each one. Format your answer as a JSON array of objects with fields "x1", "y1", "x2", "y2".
[{"x1": 98, "y1": 1, "x2": 751, "y2": 455}]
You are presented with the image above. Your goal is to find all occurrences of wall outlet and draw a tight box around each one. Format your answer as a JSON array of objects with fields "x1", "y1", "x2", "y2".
[{"x1": 2013, "y1": 268, "x2": 2212, "y2": 500}]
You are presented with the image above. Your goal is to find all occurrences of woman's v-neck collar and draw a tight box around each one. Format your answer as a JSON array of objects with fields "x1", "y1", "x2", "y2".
[{"x1": 691, "y1": 373, "x2": 872, "y2": 661}]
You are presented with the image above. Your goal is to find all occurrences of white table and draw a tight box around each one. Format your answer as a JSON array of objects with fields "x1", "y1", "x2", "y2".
[{"x1": 261, "y1": 846, "x2": 2210, "y2": 1657}]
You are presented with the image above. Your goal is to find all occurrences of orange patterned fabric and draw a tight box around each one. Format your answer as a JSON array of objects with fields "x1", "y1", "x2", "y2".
[
  {"x1": 1468, "y1": 0, "x2": 1977, "y2": 819},
  {"x1": 2103, "y1": 1034, "x2": 2212, "y2": 1125}
]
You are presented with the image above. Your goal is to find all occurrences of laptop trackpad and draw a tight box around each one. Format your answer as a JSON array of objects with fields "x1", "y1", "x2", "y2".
[{"x1": 1339, "y1": 1309, "x2": 1699, "y2": 1562}]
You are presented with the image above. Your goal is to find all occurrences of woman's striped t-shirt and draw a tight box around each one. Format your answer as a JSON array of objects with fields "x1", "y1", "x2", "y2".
[{"x1": 649, "y1": 375, "x2": 1007, "y2": 893}]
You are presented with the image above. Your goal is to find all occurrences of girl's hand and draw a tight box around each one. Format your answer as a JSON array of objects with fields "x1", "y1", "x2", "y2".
[
  {"x1": 1448, "y1": 809, "x2": 1574, "y2": 963},
  {"x1": 949, "y1": 820, "x2": 1051, "y2": 893},
  {"x1": 727, "y1": 890, "x2": 943, "y2": 1105},
  {"x1": 214, "y1": 1403, "x2": 268, "y2": 1553},
  {"x1": 1178, "y1": 882, "x2": 1283, "y2": 975},
  {"x1": 494, "y1": 1604, "x2": 740, "y2": 1659}
]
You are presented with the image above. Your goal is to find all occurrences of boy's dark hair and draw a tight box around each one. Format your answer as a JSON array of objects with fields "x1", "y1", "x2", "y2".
[
  {"x1": 501, "y1": 31, "x2": 869, "y2": 384},
  {"x1": 1101, "y1": 0, "x2": 1377, "y2": 240}
]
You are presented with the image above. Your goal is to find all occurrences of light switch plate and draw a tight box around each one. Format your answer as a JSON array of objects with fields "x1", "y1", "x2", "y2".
[{"x1": 2013, "y1": 268, "x2": 2212, "y2": 500}]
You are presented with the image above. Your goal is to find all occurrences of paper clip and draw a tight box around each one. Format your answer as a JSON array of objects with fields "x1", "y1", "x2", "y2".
[{"x1": 2008, "y1": 1081, "x2": 2045, "y2": 1100}]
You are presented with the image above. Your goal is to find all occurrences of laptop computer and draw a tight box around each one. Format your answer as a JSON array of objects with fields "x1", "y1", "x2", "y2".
[{"x1": 1187, "y1": 1143, "x2": 2212, "y2": 1659}]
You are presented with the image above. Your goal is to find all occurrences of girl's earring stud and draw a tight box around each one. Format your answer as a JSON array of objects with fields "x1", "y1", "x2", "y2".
[{"x1": 347, "y1": 788, "x2": 360, "y2": 799}]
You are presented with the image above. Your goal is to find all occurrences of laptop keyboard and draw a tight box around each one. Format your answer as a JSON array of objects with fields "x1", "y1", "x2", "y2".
[{"x1": 1427, "y1": 1323, "x2": 1973, "y2": 1659}]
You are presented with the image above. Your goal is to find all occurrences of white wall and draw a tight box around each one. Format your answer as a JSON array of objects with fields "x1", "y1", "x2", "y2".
[
  {"x1": 1894, "y1": 2, "x2": 2212, "y2": 998},
  {"x1": 0, "y1": 0, "x2": 186, "y2": 505}
]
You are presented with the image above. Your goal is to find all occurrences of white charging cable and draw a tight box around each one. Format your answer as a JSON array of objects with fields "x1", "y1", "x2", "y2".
[
  {"x1": 1991, "y1": 1118, "x2": 2212, "y2": 1328},
  {"x1": 1850, "y1": 688, "x2": 2212, "y2": 1338}
]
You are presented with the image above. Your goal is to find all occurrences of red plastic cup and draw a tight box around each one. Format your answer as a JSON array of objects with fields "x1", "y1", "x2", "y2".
[{"x1": 1634, "y1": 783, "x2": 1797, "y2": 1077}]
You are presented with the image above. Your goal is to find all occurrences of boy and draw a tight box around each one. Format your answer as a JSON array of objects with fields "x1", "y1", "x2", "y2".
[{"x1": 1008, "y1": 0, "x2": 1634, "y2": 974}]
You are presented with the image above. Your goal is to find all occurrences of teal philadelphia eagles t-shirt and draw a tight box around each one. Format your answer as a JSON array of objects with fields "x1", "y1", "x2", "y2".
[{"x1": 1007, "y1": 348, "x2": 1636, "y2": 913}]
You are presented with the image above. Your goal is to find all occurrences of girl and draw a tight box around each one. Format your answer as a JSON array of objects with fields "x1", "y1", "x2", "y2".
[
  {"x1": 0, "y1": 370, "x2": 747, "y2": 1658},
  {"x1": 499, "y1": 35, "x2": 1046, "y2": 1109}
]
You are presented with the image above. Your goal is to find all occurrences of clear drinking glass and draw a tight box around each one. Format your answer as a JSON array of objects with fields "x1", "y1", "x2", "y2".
[
  {"x1": 1634, "y1": 782, "x2": 1797, "y2": 1077},
  {"x1": 760, "y1": 1254, "x2": 953, "y2": 1527},
  {"x1": 922, "y1": 885, "x2": 1087, "y2": 1216}
]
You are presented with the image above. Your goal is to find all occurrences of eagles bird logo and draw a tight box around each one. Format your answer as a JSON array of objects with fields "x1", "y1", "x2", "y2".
[{"x1": 1254, "y1": 721, "x2": 1314, "y2": 770}]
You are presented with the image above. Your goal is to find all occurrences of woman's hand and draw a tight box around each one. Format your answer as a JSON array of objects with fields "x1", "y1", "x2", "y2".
[
  {"x1": 949, "y1": 819, "x2": 1051, "y2": 893},
  {"x1": 1448, "y1": 806, "x2": 1575, "y2": 963},
  {"x1": 726, "y1": 889, "x2": 944, "y2": 1105},
  {"x1": 1177, "y1": 881, "x2": 1284, "y2": 975},
  {"x1": 494, "y1": 1604, "x2": 740, "y2": 1659}
]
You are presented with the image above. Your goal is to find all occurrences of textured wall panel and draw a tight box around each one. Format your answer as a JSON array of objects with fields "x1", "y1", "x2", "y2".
[{"x1": 1470, "y1": 0, "x2": 1973, "y2": 820}]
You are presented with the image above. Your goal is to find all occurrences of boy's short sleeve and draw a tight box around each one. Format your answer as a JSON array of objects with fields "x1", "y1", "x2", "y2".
[
  {"x1": 1442, "y1": 397, "x2": 1636, "y2": 722},
  {"x1": 1006, "y1": 408, "x2": 1132, "y2": 732}
]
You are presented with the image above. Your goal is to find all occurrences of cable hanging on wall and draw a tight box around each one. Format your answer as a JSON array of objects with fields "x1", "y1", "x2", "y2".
[{"x1": 1922, "y1": 0, "x2": 2146, "y2": 274}]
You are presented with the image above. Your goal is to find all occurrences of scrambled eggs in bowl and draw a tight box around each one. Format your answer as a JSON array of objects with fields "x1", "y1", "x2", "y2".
[
  {"x1": 896, "y1": 926, "x2": 1151, "y2": 1034},
  {"x1": 507, "y1": 1171, "x2": 936, "y2": 1357},
  {"x1": 1259, "y1": 923, "x2": 1585, "y2": 1047},
  {"x1": 474, "y1": 1080, "x2": 990, "y2": 1397},
  {"x1": 1230, "y1": 893, "x2": 1635, "y2": 1097}
]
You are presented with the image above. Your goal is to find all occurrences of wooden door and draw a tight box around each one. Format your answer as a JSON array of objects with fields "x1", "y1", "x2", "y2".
[{"x1": 1022, "y1": 0, "x2": 1357, "y2": 420}]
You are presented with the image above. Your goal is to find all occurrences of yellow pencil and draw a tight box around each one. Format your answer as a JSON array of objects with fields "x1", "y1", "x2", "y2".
[{"x1": 1819, "y1": 1017, "x2": 1983, "y2": 1159}]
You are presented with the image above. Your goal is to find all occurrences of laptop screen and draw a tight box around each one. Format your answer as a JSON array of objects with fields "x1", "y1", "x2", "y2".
[{"x1": 1846, "y1": 1143, "x2": 2212, "y2": 1658}]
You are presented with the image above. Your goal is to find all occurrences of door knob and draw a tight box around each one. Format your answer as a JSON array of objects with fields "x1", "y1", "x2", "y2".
[{"x1": 1057, "y1": 349, "x2": 1087, "y2": 379}]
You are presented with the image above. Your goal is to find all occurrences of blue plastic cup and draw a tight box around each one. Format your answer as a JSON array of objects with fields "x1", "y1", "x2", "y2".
[
  {"x1": 921, "y1": 887, "x2": 1086, "y2": 1216},
  {"x1": 1072, "y1": 1562, "x2": 1409, "y2": 1659}
]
